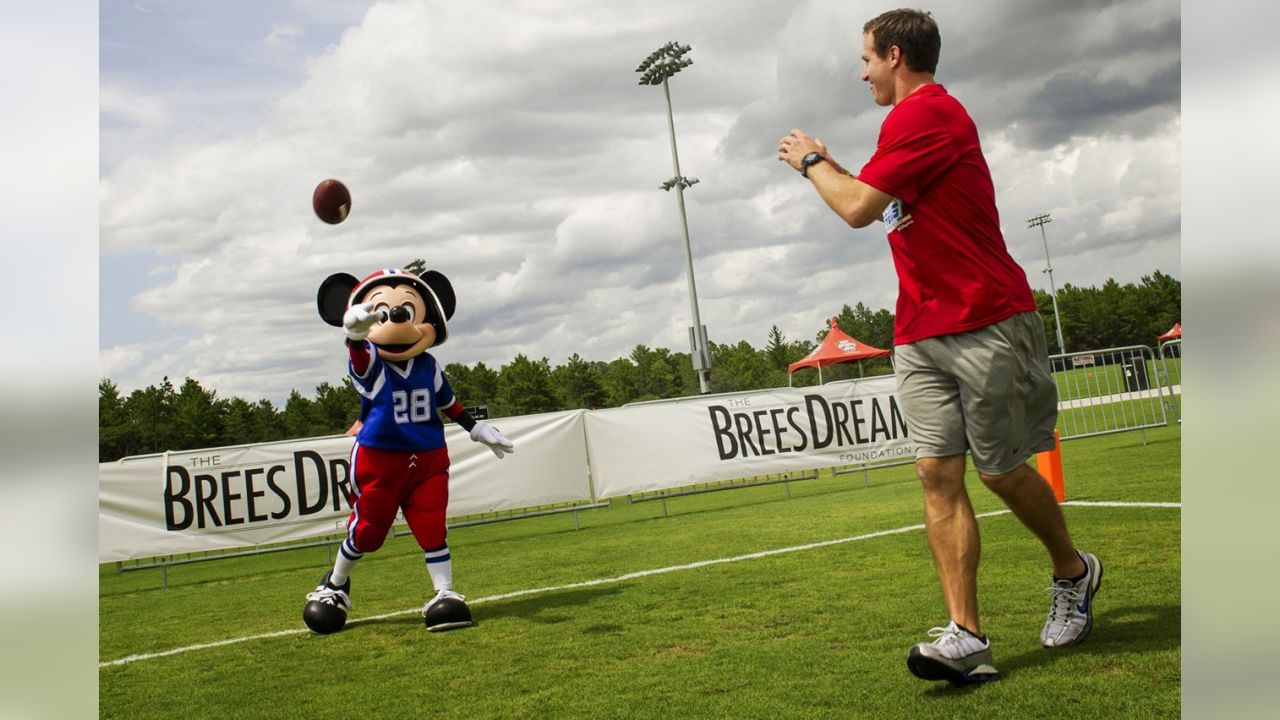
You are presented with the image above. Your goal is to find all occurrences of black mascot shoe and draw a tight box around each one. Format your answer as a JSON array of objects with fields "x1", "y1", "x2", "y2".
[
  {"x1": 303, "y1": 571, "x2": 352, "y2": 635},
  {"x1": 423, "y1": 589, "x2": 473, "y2": 632}
]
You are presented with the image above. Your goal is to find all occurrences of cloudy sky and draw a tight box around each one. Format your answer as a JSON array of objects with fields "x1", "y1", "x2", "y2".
[{"x1": 100, "y1": 0, "x2": 1181, "y2": 405}]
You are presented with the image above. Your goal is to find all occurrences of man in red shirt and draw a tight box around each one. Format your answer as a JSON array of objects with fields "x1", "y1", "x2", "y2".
[{"x1": 779, "y1": 9, "x2": 1101, "y2": 684}]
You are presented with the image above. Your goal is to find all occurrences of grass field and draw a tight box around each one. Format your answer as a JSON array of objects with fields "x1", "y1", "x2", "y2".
[{"x1": 100, "y1": 423, "x2": 1180, "y2": 719}]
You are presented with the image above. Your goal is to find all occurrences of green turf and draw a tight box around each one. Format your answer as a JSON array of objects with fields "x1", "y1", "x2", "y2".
[{"x1": 100, "y1": 423, "x2": 1180, "y2": 719}]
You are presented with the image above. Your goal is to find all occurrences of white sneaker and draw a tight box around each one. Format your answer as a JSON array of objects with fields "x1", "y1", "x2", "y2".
[
  {"x1": 1042, "y1": 550, "x2": 1103, "y2": 647},
  {"x1": 423, "y1": 589, "x2": 473, "y2": 632},
  {"x1": 425, "y1": 588, "x2": 465, "y2": 608},
  {"x1": 907, "y1": 620, "x2": 1000, "y2": 684},
  {"x1": 305, "y1": 572, "x2": 352, "y2": 613},
  {"x1": 303, "y1": 571, "x2": 352, "y2": 634}
]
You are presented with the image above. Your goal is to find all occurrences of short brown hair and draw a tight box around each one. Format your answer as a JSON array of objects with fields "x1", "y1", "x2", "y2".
[{"x1": 863, "y1": 9, "x2": 940, "y2": 74}]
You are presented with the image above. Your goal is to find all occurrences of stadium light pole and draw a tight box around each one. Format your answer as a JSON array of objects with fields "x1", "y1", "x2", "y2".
[
  {"x1": 637, "y1": 41, "x2": 711, "y2": 394},
  {"x1": 1027, "y1": 212, "x2": 1066, "y2": 353}
]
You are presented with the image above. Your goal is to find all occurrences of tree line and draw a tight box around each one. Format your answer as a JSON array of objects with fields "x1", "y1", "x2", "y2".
[
  {"x1": 100, "y1": 271, "x2": 1178, "y2": 461},
  {"x1": 1033, "y1": 270, "x2": 1180, "y2": 353}
]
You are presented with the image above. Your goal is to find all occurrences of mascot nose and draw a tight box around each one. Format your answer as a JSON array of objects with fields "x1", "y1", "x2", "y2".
[{"x1": 388, "y1": 306, "x2": 411, "y2": 323}]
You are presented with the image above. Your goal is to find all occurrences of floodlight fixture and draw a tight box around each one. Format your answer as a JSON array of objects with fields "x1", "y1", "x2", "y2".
[
  {"x1": 634, "y1": 41, "x2": 694, "y2": 85},
  {"x1": 1027, "y1": 212, "x2": 1066, "y2": 352},
  {"x1": 635, "y1": 41, "x2": 711, "y2": 392},
  {"x1": 660, "y1": 176, "x2": 699, "y2": 192}
]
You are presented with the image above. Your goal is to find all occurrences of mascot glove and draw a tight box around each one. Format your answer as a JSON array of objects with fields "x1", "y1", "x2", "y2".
[
  {"x1": 470, "y1": 420, "x2": 514, "y2": 459},
  {"x1": 343, "y1": 303, "x2": 380, "y2": 341}
]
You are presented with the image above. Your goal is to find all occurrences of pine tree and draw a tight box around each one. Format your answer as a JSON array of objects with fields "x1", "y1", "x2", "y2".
[
  {"x1": 172, "y1": 377, "x2": 224, "y2": 451},
  {"x1": 550, "y1": 353, "x2": 608, "y2": 409},
  {"x1": 99, "y1": 379, "x2": 128, "y2": 461},
  {"x1": 765, "y1": 325, "x2": 790, "y2": 370},
  {"x1": 312, "y1": 380, "x2": 360, "y2": 434},
  {"x1": 496, "y1": 355, "x2": 557, "y2": 416}
]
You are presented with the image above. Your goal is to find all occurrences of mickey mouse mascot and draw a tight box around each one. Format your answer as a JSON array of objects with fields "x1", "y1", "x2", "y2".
[{"x1": 303, "y1": 264, "x2": 513, "y2": 634}]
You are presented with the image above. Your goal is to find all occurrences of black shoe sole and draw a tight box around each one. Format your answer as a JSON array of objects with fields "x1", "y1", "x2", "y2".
[{"x1": 907, "y1": 647, "x2": 1000, "y2": 684}]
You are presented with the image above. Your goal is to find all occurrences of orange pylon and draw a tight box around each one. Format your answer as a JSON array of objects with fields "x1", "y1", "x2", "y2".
[{"x1": 1036, "y1": 428, "x2": 1065, "y2": 503}]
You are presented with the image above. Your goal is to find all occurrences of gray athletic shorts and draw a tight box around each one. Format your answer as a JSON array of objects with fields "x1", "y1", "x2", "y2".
[{"x1": 894, "y1": 311, "x2": 1058, "y2": 475}]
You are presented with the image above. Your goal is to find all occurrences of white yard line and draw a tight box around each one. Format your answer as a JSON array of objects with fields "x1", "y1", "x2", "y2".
[{"x1": 100, "y1": 500, "x2": 1179, "y2": 668}]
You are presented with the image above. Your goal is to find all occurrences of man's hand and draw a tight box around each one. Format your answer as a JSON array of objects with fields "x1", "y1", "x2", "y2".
[
  {"x1": 343, "y1": 302, "x2": 381, "y2": 341},
  {"x1": 778, "y1": 129, "x2": 827, "y2": 173},
  {"x1": 470, "y1": 420, "x2": 515, "y2": 459},
  {"x1": 778, "y1": 130, "x2": 853, "y2": 177}
]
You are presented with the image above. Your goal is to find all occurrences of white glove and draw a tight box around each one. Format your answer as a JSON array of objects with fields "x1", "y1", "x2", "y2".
[
  {"x1": 469, "y1": 420, "x2": 514, "y2": 459},
  {"x1": 343, "y1": 302, "x2": 381, "y2": 341}
]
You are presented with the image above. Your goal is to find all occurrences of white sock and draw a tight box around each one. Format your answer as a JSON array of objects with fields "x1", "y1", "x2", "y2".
[
  {"x1": 425, "y1": 544, "x2": 452, "y2": 592},
  {"x1": 330, "y1": 537, "x2": 363, "y2": 587}
]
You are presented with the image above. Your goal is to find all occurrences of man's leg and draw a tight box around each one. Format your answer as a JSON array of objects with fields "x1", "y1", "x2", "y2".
[
  {"x1": 978, "y1": 464, "x2": 1084, "y2": 579},
  {"x1": 982, "y1": 462, "x2": 1102, "y2": 647},
  {"x1": 918, "y1": 454, "x2": 982, "y2": 635},
  {"x1": 895, "y1": 339, "x2": 997, "y2": 681},
  {"x1": 908, "y1": 453, "x2": 999, "y2": 683}
]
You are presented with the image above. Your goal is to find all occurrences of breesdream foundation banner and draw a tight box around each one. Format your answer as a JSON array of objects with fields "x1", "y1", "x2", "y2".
[
  {"x1": 99, "y1": 382, "x2": 912, "y2": 562},
  {"x1": 585, "y1": 376, "x2": 915, "y2": 499},
  {"x1": 99, "y1": 410, "x2": 589, "y2": 562}
]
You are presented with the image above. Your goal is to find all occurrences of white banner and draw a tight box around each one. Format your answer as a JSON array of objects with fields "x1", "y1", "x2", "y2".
[
  {"x1": 99, "y1": 410, "x2": 589, "y2": 562},
  {"x1": 99, "y1": 381, "x2": 917, "y2": 562},
  {"x1": 585, "y1": 376, "x2": 915, "y2": 498}
]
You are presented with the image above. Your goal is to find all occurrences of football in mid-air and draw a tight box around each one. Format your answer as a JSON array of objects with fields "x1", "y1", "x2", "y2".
[{"x1": 312, "y1": 178, "x2": 352, "y2": 224}]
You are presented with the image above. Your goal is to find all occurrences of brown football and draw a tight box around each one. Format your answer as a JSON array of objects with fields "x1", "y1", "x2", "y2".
[{"x1": 312, "y1": 179, "x2": 352, "y2": 224}]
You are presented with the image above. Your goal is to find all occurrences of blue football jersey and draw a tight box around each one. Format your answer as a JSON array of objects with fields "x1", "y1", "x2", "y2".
[{"x1": 349, "y1": 345, "x2": 457, "y2": 451}]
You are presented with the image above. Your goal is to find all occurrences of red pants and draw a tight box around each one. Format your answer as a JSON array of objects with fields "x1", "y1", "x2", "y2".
[{"x1": 346, "y1": 443, "x2": 450, "y2": 552}]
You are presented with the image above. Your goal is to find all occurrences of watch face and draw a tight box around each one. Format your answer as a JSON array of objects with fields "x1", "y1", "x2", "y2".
[{"x1": 801, "y1": 152, "x2": 824, "y2": 176}]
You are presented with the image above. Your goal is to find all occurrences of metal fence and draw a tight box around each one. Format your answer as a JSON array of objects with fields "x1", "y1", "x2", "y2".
[
  {"x1": 1049, "y1": 345, "x2": 1171, "y2": 443},
  {"x1": 1157, "y1": 340, "x2": 1182, "y2": 422}
]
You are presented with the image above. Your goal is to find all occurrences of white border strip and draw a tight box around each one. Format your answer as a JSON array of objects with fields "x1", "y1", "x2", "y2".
[
  {"x1": 100, "y1": 501, "x2": 1179, "y2": 668},
  {"x1": 1063, "y1": 500, "x2": 1181, "y2": 508}
]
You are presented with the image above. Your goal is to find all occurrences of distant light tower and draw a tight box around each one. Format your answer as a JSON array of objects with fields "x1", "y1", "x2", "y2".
[
  {"x1": 1027, "y1": 213, "x2": 1066, "y2": 353},
  {"x1": 637, "y1": 41, "x2": 711, "y2": 394}
]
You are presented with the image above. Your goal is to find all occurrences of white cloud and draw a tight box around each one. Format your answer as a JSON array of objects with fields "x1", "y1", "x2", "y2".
[
  {"x1": 265, "y1": 23, "x2": 304, "y2": 47},
  {"x1": 100, "y1": 83, "x2": 169, "y2": 127},
  {"x1": 99, "y1": 345, "x2": 144, "y2": 380}
]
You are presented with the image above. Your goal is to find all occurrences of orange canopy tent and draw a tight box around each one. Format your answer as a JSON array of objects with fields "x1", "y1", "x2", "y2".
[
  {"x1": 1158, "y1": 322, "x2": 1181, "y2": 341},
  {"x1": 788, "y1": 317, "x2": 892, "y2": 385}
]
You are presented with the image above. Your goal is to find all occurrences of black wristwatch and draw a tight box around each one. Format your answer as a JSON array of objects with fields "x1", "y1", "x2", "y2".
[{"x1": 799, "y1": 151, "x2": 827, "y2": 178}]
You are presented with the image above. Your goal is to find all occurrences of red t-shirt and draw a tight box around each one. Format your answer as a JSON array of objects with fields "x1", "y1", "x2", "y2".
[{"x1": 857, "y1": 84, "x2": 1036, "y2": 345}]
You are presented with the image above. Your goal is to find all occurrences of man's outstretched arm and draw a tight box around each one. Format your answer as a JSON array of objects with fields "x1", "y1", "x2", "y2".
[{"x1": 777, "y1": 128, "x2": 894, "y2": 228}]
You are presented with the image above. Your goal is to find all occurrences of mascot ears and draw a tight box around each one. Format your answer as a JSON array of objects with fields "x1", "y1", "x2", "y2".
[
  {"x1": 421, "y1": 270, "x2": 457, "y2": 321},
  {"x1": 317, "y1": 273, "x2": 359, "y2": 327},
  {"x1": 316, "y1": 268, "x2": 457, "y2": 344}
]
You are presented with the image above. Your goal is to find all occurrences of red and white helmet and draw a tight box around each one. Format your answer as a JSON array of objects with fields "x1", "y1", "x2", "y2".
[{"x1": 317, "y1": 266, "x2": 457, "y2": 345}]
